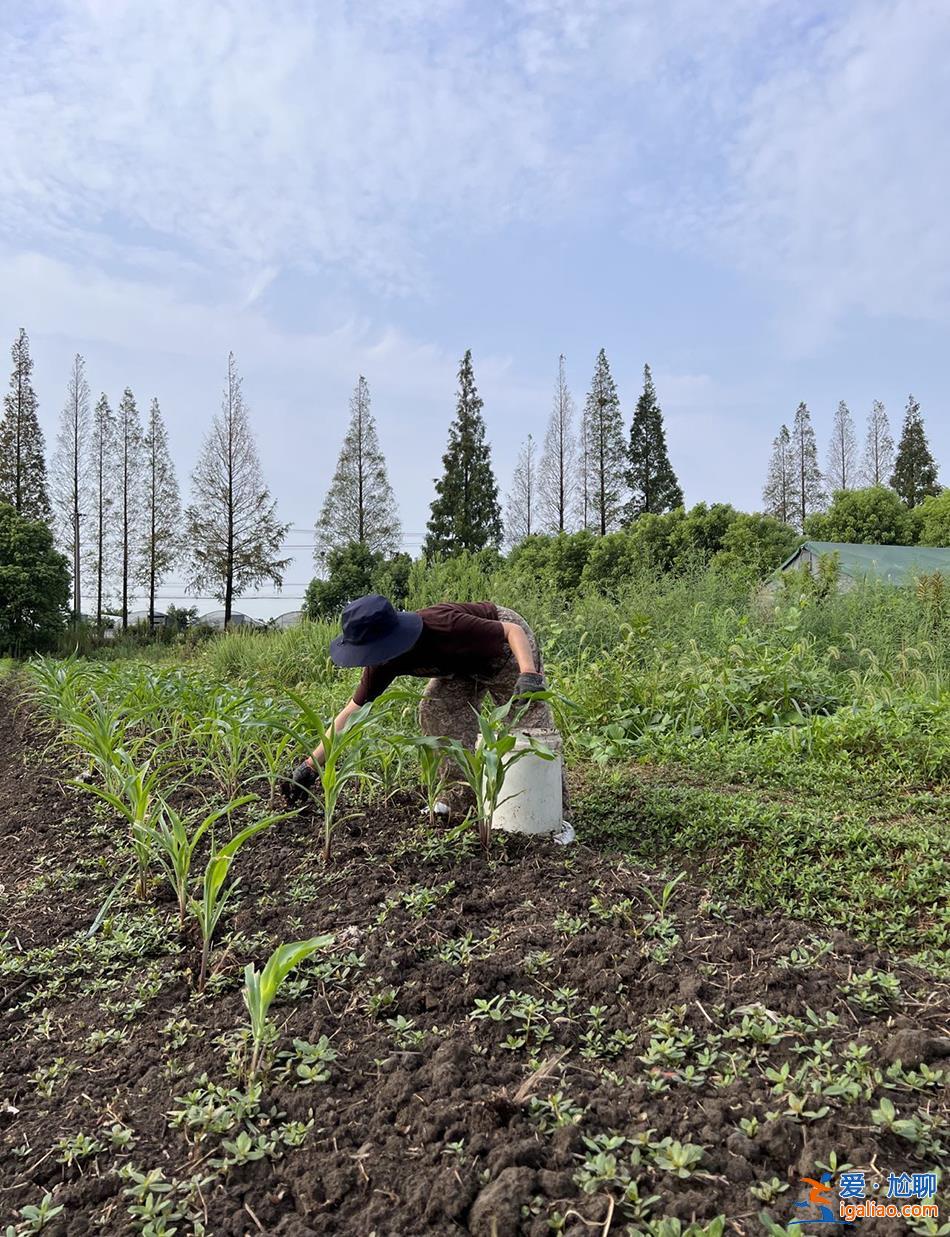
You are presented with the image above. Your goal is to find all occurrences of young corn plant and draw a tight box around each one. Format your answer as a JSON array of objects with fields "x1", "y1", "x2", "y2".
[
  {"x1": 413, "y1": 736, "x2": 452, "y2": 827},
  {"x1": 242, "y1": 935, "x2": 334, "y2": 1081},
  {"x1": 62, "y1": 694, "x2": 140, "y2": 791},
  {"x1": 253, "y1": 728, "x2": 299, "y2": 808},
  {"x1": 195, "y1": 693, "x2": 262, "y2": 799},
  {"x1": 143, "y1": 796, "x2": 257, "y2": 930},
  {"x1": 70, "y1": 752, "x2": 165, "y2": 898},
  {"x1": 271, "y1": 690, "x2": 379, "y2": 863},
  {"x1": 446, "y1": 699, "x2": 555, "y2": 853},
  {"x1": 191, "y1": 814, "x2": 287, "y2": 991}
]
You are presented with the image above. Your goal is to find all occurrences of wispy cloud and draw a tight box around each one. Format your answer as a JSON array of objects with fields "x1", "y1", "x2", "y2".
[{"x1": 3, "y1": 1, "x2": 947, "y2": 333}]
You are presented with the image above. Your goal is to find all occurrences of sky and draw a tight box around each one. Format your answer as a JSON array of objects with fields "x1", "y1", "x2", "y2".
[{"x1": 1, "y1": 0, "x2": 948, "y2": 619}]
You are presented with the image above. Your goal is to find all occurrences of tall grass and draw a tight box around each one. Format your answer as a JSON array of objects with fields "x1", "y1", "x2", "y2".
[{"x1": 187, "y1": 570, "x2": 950, "y2": 694}]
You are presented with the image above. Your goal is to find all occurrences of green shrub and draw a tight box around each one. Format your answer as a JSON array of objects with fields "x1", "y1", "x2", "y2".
[
  {"x1": 804, "y1": 486, "x2": 916, "y2": 545},
  {"x1": 0, "y1": 502, "x2": 70, "y2": 656}
]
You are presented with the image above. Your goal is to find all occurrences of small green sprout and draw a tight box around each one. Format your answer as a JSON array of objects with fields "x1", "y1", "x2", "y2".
[
  {"x1": 651, "y1": 1137, "x2": 705, "y2": 1178},
  {"x1": 14, "y1": 1192, "x2": 64, "y2": 1232},
  {"x1": 242, "y1": 935, "x2": 334, "y2": 1079}
]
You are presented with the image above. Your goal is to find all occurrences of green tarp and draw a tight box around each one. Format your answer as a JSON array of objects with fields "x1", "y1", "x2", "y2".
[{"x1": 780, "y1": 540, "x2": 950, "y2": 584}]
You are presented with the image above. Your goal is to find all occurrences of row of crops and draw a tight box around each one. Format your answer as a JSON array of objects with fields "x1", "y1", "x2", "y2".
[{"x1": 25, "y1": 657, "x2": 552, "y2": 1081}]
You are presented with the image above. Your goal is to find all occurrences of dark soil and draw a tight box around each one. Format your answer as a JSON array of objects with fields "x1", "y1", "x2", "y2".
[{"x1": 0, "y1": 680, "x2": 947, "y2": 1236}]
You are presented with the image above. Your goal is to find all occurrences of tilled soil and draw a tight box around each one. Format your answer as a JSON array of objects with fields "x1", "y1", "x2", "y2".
[{"x1": 0, "y1": 680, "x2": 947, "y2": 1236}]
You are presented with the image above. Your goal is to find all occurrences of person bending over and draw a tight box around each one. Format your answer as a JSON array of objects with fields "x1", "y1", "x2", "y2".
[{"x1": 286, "y1": 594, "x2": 559, "y2": 804}]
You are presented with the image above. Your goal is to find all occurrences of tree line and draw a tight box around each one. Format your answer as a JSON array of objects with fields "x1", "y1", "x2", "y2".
[
  {"x1": 762, "y1": 398, "x2": 941, "y2": 530},
  {"x1": 2, "y1": 323, "x2": 945, "y2": 637},
  {"x1": 0, "y1": 333, "x2": 288, "y2": 627},
  {"x1": 318, "y1": 347, "x2": 683, "y2": 562}
]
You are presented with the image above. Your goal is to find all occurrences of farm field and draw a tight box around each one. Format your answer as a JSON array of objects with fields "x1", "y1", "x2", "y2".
[{"x1": 1, "y1": 579, "x2": 949, "y2": 1236}]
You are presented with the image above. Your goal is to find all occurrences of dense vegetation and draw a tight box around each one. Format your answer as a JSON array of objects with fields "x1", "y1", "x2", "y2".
[
  {"x1": 1, "y1": 564, "x2": 947, "y2": 1233},
  {"x1": 92, "y1": 566, "x2": 950, "y2": 969}
]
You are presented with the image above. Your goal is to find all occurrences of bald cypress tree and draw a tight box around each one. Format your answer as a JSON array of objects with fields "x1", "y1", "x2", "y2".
[
  {"x1": 583, "y1": 349, "x2": 626, "y2": 534},
  {"x1": 505, "y1": 433, "x2": 537, "y2": 547},
  {"x1": 115, "y1": 388, "x2": 145, "y2": 629},
  {"x1": 185, "y1": 352, "x2": 290, "y2": 625},
  {"x1": 315, "y1": 376, "x2": 401, "y2": 561},
  {"x1": 861, "y1": 400, "x2": 895, "y2": 488},
  {"x1": 85, "y1": 393, "x2": 118, "y2": 627},
  {"x1": 0, "y1": 329, "x2": 51, "y2": 523},
  {"x1": 789, "y1": 402, "x2": 825, "y2": 530},
  {"x1": 762, "y1": 424, "x2": 793, "y2": 525},
  {"x1": 825, "y1": 400, "x2": 857, "y2": 493},
  {"x1": 138, "y1": 398, "x2": 182, "y2": 628},
  {"x1": 424, "y1": 350, "x2": 502, "y2": 557},
  {"x1": 890, "y1": 395, "x2": 939, "y2": 508},
  {"x1": 625, "y1": 363, "x2": 683, "y2": 519},
  {"x1": 50, "y1": 354, "x2": 91, "y2": 620},
  {"x1": 537, "y1": 354, "x2": 577, "y2": 533}
]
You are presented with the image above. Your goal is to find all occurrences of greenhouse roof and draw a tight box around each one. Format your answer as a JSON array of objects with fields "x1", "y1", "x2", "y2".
[
  {"x1": 780, "y1": 541, "x2": 950, "y2": 584},
  {"x1": 196, "y1": 610, "x2": 261, "y2": 628}
]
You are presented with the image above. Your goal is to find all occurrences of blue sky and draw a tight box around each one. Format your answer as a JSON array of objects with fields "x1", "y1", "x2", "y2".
[{"x1": 1, "y1": 0, "x2": 947, "y2": 617}]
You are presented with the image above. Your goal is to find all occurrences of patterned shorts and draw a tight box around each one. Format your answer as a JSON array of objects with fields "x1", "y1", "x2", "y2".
[{"x1": 417, "y1": 607, "x2": 568, "y2": 812}]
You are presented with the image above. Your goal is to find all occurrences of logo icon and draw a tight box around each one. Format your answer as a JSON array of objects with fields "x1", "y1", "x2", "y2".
[{"x1": 790, "y1": 1174, "x2": 854, "y2": 1227}]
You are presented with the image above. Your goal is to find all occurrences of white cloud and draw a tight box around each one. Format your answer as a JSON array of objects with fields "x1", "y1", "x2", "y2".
[
  {"x1": 717, "y1": 0, "x2": 950, "y2": 340},
  {"x1": 3, "y1": 0, "x2": 947, "y2": 335},
  {"x1": 0, "y1": 249, "x2": 541, "y2": 530}
]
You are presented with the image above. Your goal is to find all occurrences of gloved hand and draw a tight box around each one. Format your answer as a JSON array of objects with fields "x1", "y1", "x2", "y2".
[
  {"x1": 283, "y1": 758, "x2": 318, "y2": 805},
  {"x1": 513, "y1": 671, "x2": 546, "y2": 700}
]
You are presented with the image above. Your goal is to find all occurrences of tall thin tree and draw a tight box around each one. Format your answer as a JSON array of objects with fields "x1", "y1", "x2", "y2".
[
  {"x1": 583, "y1": 349, "x2": 626, "y2": 535},
  {"x1": 185, "y1": 352, "x2": 290, "y2": 624},
  {"x1": 138, "y1": 398, "x2": 182, "y2": 628},
  {"x1": 505, "y1": 433, "x2": 537, "y2": 547},
  {"x1": 625, "y1": 363, "x2": 683, "y2": 519},
  {"x1": 115, "y1": 388, "x2": 145, "y2": 629},
  {"x1": 825, "y1": 400, "x2": 857, "y2": 494},
  {"x1": 789, "y1": 402, "x2": 825, "y2": 530},
  {"x1": 537, "y1": 355, "x2": 577, "y2": 533},
  {"x1": 890, "y1": 394, "x2": 939, "y2": 508},
  {"x1": 762, "y1": 424, "x2": 794, "y2": 525},
  {"x1": 314, "y1": 376, "x2": 401, "y2": 563},
  {"x1": 861, "y1": 401, "x2": 895, "y2": 488},
  {"x1": 424, "y1": 350, "x2": 502, "y2": 557},
  {"x1": 0, "y1": 328, "x2": 51, "y2": 522},
  {"x1": 85, "y1": 394, "x2": 117, "y2": 627},
  {"x1": 51, "y1": 354, "x2": 91, "y2": 621}
]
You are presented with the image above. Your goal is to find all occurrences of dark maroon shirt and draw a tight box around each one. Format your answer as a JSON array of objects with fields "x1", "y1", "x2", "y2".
[{"x1": 352, "y1": 602, "x2": 508, "y2": 705}]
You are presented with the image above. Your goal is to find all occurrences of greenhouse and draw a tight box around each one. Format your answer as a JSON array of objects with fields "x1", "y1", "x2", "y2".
[
  {"x1": 195, "y1": 610, "x2": 262, "y2": 630},
  {"x1": 776, "y1": 540, "x2": 950, "y2": 588},
  {"x1": 273, "y1": 609, "x2": 305, "y2": 629}
]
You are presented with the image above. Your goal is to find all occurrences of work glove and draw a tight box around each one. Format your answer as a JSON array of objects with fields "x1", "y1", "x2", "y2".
[
  {"x1": 283, "y1": 758, "x2": 318, "y2": 805},
  {"x1": 513, "y1": 671, "x2": 546, "y2": 700}
]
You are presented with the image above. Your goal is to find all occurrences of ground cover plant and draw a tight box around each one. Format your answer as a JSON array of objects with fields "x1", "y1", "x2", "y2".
[{"x1": 0, "y1": 574, "x2": 948, "y2": 1235}]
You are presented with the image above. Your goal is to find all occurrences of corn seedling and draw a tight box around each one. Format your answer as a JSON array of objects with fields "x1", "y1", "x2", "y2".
[
  {"x1": 644, "y1": 870, "x2": 688, "y2": 916},
  {"x1": 253, "y1": 727, "x2": 299, "y2": 807},
  {"x1": 242, "y1": 935, "x2": 334, "y2": 1079},
  {"x1": 62, "y1": 694, "x2": 140, "y2": 791},
  {"x1": 413, "y1": 735, "x2": 452, "y2": 827},
  {"x1": 445, "y1": 699, "x2": 554, "y2": 852},
  {"x1": 269, "y1": 690, "x2": 380, "y2": 862},
  {"x1": 143, "y1": 796, "x2": 257, "y2": 930},
  {"x1": 190, "y1": 813, "x2": 288, "y2": 991},
  {"x1": 195, "y1": 693, "x2": 261, "y2": 798},
  {"x1": 70, "y1": 752, "x2": 166, "y2": 897}
]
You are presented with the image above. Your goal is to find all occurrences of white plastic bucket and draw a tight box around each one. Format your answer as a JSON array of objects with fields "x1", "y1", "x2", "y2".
[{"x1": 482, "y1": 728, "x2": 564, "y2": 835}]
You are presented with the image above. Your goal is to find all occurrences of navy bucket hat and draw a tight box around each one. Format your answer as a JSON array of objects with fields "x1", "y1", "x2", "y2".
[{"x1": 329, "y1": 594, "x2": 423, "y2": 668}]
